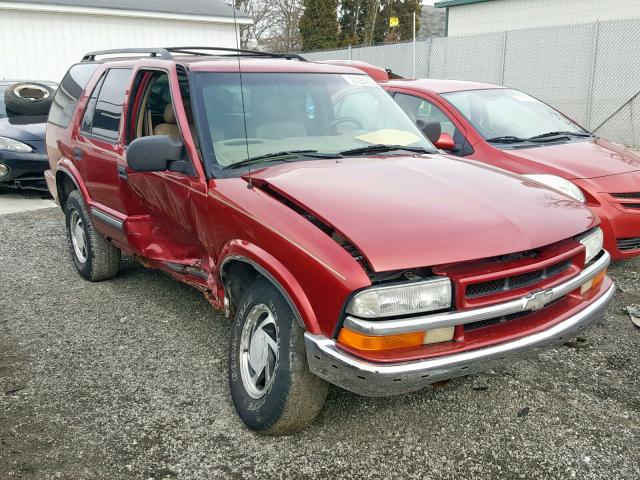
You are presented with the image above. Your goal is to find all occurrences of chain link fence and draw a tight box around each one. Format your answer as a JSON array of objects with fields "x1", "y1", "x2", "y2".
[{"x1": 303, "y1": 18, "x2": 640, "y2": 147}]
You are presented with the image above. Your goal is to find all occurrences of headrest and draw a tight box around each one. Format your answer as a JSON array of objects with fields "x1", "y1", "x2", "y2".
[{"x1": 164, "y1": 103, "x2": 176, "y2": 124}]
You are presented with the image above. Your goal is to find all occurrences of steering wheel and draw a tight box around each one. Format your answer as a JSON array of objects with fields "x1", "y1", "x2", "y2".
[{"x1": 320, "y1": 117, "x2": 363, "y2": 133}]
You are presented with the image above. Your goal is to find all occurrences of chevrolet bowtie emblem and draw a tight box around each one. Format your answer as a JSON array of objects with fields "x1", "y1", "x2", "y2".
[{"x1": 522, "y1": 290, "x2": 554, "y2": 311}]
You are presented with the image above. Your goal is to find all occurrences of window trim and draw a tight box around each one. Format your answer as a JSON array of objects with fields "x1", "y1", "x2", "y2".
[{"x1": 80, "y1": 67, "x2": 133, "y2": 145}]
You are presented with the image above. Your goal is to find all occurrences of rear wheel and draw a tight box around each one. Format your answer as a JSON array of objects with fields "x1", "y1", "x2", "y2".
[
  {"x1": 229, "y1": 277, "x2": 328, "y2": 434},
  {"x1": 65, "y1": 190, "x2": 121, "y2": 281}
]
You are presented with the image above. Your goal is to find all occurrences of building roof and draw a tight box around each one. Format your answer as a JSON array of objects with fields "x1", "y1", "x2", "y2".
[
  {"x1": 0, "y1": 0, "x2": 251, "y2": 19},
  {"x1": 435, "y1": 0, "x2": 492, "y2": 8}
]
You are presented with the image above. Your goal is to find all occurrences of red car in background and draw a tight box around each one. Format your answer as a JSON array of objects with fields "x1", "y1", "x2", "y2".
[{"x1": 329, "y1": 61, "x2": 640, "y2": 260}]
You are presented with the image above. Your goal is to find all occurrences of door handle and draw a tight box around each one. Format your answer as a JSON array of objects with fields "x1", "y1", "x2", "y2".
[
  {"x1": 73, "y1": 147, "x2": 82, "y2": 162},
  {"x1": 117, "y1": 164, "x2": 128, "y2": 180}
]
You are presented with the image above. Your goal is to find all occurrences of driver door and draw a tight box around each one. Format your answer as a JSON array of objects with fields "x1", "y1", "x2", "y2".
[{"x1": 121, "y1": 67, "x2": 210, "y2": 273}]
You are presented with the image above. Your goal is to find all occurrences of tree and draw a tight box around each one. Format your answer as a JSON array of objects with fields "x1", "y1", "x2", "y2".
[
  {"x1": 338, "y1": 0, "x2": 372, "y2": 46},
  {"x1": 233, "y1": 0, "x2": 304, "y2": 52},
  {"x1": 371, "y1": 0, "x2": 421, "y2": 45},
  {"x1": 299, "y1": 0, "x2": 340, "y2": 51}
]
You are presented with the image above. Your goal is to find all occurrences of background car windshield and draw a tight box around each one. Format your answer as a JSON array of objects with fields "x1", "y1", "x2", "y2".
[
  {"x1": 442, "y1": 88, "x2": 586, "y2": 139},
  {"x1": 191, "y1": 72, "x2": 434, "y2": 167}
]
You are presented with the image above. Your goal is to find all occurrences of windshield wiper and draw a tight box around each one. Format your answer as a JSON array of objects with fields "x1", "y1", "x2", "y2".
[
  {"x1": 225, "y1": 150, "x2": 338, "y2": 169},
  {"x1": 527, "y1": 131, "x2": 592, "y2": 141},
  {"x1": 486, "y1": 136, "x2": 528, "y2": 143},
  {"x1": 339, "y1": 144, "x2": 436, "y2": 156}
]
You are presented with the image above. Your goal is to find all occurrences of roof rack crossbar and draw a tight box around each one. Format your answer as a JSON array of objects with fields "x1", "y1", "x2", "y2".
[
  {"x1": 81, "y1": 47, "x2": 306, "y2": 63},
  {"x1": 166, "y1": 47, "x2": 306, "y2": 61},
  {"x1": 82, "y1": 48, "x2": 173, "y2": 62}
]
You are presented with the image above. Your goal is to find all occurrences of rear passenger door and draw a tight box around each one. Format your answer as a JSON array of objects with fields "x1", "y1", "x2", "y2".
[{"x1": 75, "y1": 68, "x2": 132, "y2": 213}]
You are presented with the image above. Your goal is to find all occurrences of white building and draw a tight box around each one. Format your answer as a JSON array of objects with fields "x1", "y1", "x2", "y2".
[
  {"x1": 436, "y1": 0, "x2": 640, "y2": 36},
  {"x1": 0, "y1": 0, "x2": 252, "y2": 81}
]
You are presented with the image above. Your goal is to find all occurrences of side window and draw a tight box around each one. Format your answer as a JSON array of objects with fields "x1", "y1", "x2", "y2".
[
  {"x1": 81, "y1": 74, "x2": 105, "y2": 132},
  {"x1": 84, "y1": 68, "x2": 132, "y2": 141},
  {"x1": 394, "y1": 93, "x2": 473, "y2": 156},
  {"x1": 48, "y1": 63, "x2": 100, "y2": 128}
]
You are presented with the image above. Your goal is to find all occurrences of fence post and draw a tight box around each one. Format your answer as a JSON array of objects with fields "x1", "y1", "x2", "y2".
[
  {"x1": 348, "y1": 44, "x2": 353, "y2": 60},
  {"x1": 586, "y1": 21, "x2": 600, "y2": 130},
  {"x1": 500, "y1": 30, "x2": 508, "y2": 85},
  {"x1": 413, "y1": 11, "x2": 417, "y2": 78}
]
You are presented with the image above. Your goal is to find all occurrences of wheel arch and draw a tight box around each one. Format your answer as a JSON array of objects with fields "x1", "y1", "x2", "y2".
[
  {"x1": 55, "y1": 162, "x2": 89, "y2": 211},
  {"x1": 218, "y1": 243, "x2": 321, "y2": 334}
]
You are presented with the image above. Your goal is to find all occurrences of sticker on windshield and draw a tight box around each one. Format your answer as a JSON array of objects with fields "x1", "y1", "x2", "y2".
[
  {"x1": 513, "y1": 94, "x2": 535, "y2": 102},
  {"x1": 343, "y1": 75, "x2": 377, "y2": 87}
]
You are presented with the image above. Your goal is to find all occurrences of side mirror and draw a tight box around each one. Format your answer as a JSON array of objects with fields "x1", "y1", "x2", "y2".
[
  {"x1": 127, "y1": 135, "x2": 184, "y2": 172},
  {"x1": 416, "y1": 119, "x2": 441, "y2": 144},
  {"x1": 435, "y1": 132, "x2": 456, "y2": 151}
]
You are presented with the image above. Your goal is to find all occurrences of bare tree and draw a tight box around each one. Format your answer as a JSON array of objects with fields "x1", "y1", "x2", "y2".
[{"x1": 233, "y1": 0, "x2": 304, "y2": 52}]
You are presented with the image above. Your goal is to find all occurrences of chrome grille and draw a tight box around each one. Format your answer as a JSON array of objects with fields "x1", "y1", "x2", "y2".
[
  {"x1": 617, "y1": 237, "x2": 640, "y2": 251},
  {"x1": 465, "y1": 259, "x2": 572, "y2": 299}
]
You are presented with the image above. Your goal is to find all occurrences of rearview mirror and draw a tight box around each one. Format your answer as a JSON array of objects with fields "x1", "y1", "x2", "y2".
[
  {"x1": 435, "y1": 133, "x2": 456, "y2": 151},
  {"x1": 416, "y1": 119, "x2": 441, "y2": 144},
  {"x1": 127, "y1": 135, "x2": 184, "y2": 172}
]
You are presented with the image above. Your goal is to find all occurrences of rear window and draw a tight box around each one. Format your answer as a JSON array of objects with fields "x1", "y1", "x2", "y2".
[{"x1": 48, "y1": 63, "x2": 100, "y2": 128}]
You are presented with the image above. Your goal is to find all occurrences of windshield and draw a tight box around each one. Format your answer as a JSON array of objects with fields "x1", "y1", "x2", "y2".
[
  {"x1": 442, "y1": 88, "x2": 587, "y2": 141},
  {"x1": 190, "y1": 72, "x2": 434, "y2": 167}
]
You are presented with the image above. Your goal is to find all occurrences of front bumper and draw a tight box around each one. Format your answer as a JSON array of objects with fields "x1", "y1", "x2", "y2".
[
  {"x1": 305, "y1": 254, "x2": 615, "y2": 397},
  {"x1": 0, "y1": 150, "x2": 49, "y2": 190}
]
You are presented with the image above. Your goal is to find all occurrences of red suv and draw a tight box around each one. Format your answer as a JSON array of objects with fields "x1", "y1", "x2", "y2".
[{"x1": 46, "y1": 48, "x2": 614, "y2": 433}]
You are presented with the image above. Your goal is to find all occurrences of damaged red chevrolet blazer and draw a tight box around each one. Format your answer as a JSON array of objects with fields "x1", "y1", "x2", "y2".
[{"x1": 46, "y1": 48, "x2": 615, "y2": 434}]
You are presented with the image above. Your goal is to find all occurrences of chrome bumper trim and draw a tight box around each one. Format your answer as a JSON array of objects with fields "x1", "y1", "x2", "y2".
[
  {"x1": 345, "y1": 250, "x2": 610, "y2": 336},
  {"x1": 305, "y1": 281, "x2": 614, "y2": 397}
]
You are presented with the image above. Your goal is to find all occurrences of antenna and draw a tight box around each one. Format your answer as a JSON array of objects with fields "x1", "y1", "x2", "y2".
[{"x1": 232, "y1": 1, "x2": 253, "y2": 189}]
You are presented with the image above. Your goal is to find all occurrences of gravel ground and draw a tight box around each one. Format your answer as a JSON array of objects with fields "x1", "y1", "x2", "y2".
[{"x1": 1, "y1": 207, "x2": 640, "y2": 480}]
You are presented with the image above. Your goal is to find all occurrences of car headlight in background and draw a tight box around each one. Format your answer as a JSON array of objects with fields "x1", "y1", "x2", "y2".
[
  {"x1": 0, "y1": 164, "x2": 9, "y2": 178},
  {"x1": 523, "y1": 174, "x2": 586, "y2": 203},
  {"x1": 347, "y1": 277, "x2": 452, "y2": 318},
  {"x1": 0, "y1": 136, "x2": 32, "y2": 153},
  {"x1": 578, "y1": 227, "x2": 604, "y2": 265}
]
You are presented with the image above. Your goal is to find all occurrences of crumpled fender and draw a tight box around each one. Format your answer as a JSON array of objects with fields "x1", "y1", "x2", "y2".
[{"x1": 216, "y1": 239, "x2": 321, "y2": 335}]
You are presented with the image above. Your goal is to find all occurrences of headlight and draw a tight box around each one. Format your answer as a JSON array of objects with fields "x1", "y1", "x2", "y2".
[
  {"x1": 523, "y1": 174, "x2": 585, "y2": 203},
  {"x1": 578, "y1": 227, "x2": 603, "y2": 264},
  {"x1": 347, "y1": 277, "x2": 452, "y2": 318},
  {"x1": 0, "y1": 136, "x2": 32, "y2": 153}
]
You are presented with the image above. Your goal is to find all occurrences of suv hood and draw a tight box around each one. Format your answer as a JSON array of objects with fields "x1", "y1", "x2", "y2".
[
  {"x1": 253, "y1": 156, "x2": 596, "y2": 272},
  {"x1": 0, "y1": 116, "x2": 47, "y2": 141},
  {"x1": 502, "y1": 138, "x2": 640, "y2": 180}
]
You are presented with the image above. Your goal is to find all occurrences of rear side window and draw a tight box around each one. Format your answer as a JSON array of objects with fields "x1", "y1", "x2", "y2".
[
  {"x1": 82, "y1": 68, "x2": 132, "y2": 141},
  {"x1": 48, "y1": 63, "x2": 100, "y2": 128}
]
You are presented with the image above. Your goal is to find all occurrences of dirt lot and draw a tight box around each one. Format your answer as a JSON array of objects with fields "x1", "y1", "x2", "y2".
[{"x1": 1, "y1": 207, "x2": 640, "y2": 480}]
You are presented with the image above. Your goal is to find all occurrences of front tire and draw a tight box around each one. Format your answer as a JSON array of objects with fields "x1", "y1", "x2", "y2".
[
  {"x1": 65, "y1": 190, "x2": 121, "y2": 281},
  {"x1": 229, "y1": 277, "x2": 328, "y2": 434}
]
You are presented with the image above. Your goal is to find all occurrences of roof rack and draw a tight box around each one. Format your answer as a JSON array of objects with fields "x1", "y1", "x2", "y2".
[
  {"x1": 82, "y1": 48, "x2": 173, "y2": 62},
  {"x1": 81, "y1": 47, "x2": 306, "y2": 62}
]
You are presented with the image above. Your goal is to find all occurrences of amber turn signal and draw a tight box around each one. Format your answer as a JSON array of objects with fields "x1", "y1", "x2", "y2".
[
  {"x1": 338, "y1": 328, "x2": 425, "y2": 351},
  {"x1": 580, "y1": 269, "x2": 606, "y2": 295}
]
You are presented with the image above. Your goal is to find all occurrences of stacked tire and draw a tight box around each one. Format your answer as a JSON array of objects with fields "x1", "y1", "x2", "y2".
[{"x1": 4, "y1": 82, "x2": 55, "y2": 116}]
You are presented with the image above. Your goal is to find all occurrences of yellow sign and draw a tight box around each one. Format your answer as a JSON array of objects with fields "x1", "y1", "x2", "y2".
[{"x1": 389, "y1": 16, "x2": 399, "y2": 27}]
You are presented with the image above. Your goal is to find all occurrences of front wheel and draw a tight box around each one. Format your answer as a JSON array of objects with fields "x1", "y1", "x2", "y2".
[
  {"x1": 229, "y1": 277, "x2": 328, "y2": 434},
  {"x1": 65, "y1": 190, "x2": 121, "y2": 281}
]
